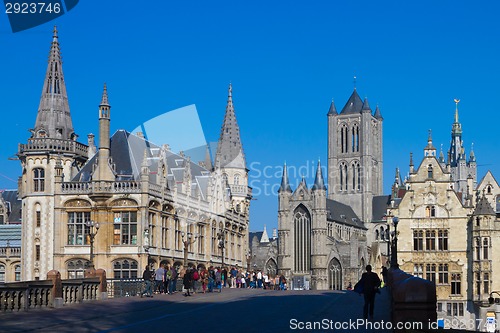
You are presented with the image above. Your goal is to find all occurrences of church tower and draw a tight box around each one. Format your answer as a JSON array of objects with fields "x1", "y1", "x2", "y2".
[
  {"x1": 17, "y1": 27, "x2": 88, "y2": 280},
  {"x1": 214, "y1": 84, "x2": 250, "y2": 213},
  {"x1": 327, "y1": 89, "x2": 383, "y2": 222},
  {"x1": 448, "y1": 99, "x2": 476, "y2": 201}
]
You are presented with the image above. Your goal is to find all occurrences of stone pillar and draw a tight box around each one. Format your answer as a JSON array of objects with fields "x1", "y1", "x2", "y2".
[{"x1": 47, "y1": 270, "x2": 63, "y2": 308}]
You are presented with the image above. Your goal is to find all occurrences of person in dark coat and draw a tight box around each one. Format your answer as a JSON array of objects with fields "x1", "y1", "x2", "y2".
[
  {"x1": 183, "y1": 268, "x2": 193, "y2": 296},
  {"x1": 359, "y1": 265, "x2": 381, "y2": 320},
  {"x1": 141, "y1": 267, "x2": 153, "y2": 298}
]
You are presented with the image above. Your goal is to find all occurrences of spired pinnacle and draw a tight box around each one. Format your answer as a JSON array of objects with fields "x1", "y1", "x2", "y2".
[
  {"x1": 312, "y1": 160, "x2": 327, "y2": 191},
  {"x1": 53, "y1": 25, "x2": 58, "y2": 40},
  {"x1": 278, "y1": 162, "x2": 293, "y2": 193},
  {"x1": 100, "y1": 83, "x2": 109, "y2": 106}
]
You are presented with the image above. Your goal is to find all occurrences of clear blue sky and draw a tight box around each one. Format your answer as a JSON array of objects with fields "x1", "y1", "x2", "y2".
[{"x1": 1, "y1": 1, "x2": 499, "y2": 232}]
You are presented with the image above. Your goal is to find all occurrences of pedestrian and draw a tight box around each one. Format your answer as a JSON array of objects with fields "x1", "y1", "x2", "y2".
[
  {"x1": 164, "y1": 264, "x2": 171, "y2": 293},
  {"x1": 141, "y1": 266, "x2": 153, "y2": 298},
  {"x1": 355, "y1": 265, "x2": 381, "y2": 320},
  {"x1": 154, "y1": 263, "x2": 165, "y2": 294},
  {"x1": 169, "y1": 265, "x2": 178, "y2": 294},
  {"x1": 257, "y1": 270, "x2": 263, "y2": 288},
  {"x1": 183, "y1": 267, "x2": 193, "y2": 296},
  {"x1": 381, "y1": 266, "x2": 388, "y2": 286}
]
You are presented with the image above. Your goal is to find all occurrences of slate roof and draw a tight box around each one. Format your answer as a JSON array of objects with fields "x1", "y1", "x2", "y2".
[
  {"x1": 1, "y1": 190, "x2": 22, "y2": 224},
  {"x1": 340, "y1": 89, "x2": 364, "y2": 114},
  {"x1": 372, "y1": 195, "x2": 391, "y2": 222},
  {"x1": 0, "y1": 224, "x2": 21, "y2": 247},
  {"x1": 474, "y1": 195, "x2": 496, "y2": 215},
  {"x1": 73, "y1": 130, "x2": 212, "y2": 199},
  {"x1": 326, "y1": 199, "x2": 366, "y2": 229}
]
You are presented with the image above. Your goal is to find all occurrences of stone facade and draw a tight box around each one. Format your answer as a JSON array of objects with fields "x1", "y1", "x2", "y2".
[
  {"x1": 389, "y1": 103, "x2": 500, "y2": 325},
  {"x1": 17, "y1": 28, "x2": 251, "y2": 281}
]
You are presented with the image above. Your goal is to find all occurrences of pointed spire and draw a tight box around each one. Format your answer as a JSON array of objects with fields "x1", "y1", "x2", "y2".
[
  {"x1": 300, "y1": 176, "x2": 307, "y2": 187},
  {"x1": 260, "y1": 225, "x2": 270, "y2": 243},
  {"x1": 424, "y1": 129, "x2": 436, "y2": 155},
  {"x1": 278, "y1": 162, "x2": 292, "y2": 193},
  {"x1": 395, "y1": 167, "x2": 401, "y2": 185},
  {"x1": 312, "y1": 160, "x2": 327, "y2": 191},
  {"x1": 374, "y1": 105, "x2": 383, "y2": 119},
  {"x1": 327, "y1": 99, "x2": 337, "y2": 115},
  {"x1": 362, "y1": 97, "x2": 372, "y2": 112},
  {"x1": 33, "y1": 26, "x2": 75, "y2": 140},
  {"x1": 100, "y1": 83, "x2": 109, "y2": 106},
  {"x1": 340, "y1": 89, "x2": 363, "y2": 114},
  {"x1": 409, "y1": 152, "x2": 414, "y2": 173},
  {"x1": 469, "y1": 143, "x2": 476, "y2": 162},
  {"x1": 214, "y1": 83, "x2": 246, "y2": 169},
  {"x1": 439, "y1": 144, "x2": 445, "y2": 163}
]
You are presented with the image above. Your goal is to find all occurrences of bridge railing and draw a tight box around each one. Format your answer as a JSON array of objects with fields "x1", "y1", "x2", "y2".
[{"x1": 0, "y1": 268, "x2": 107, "y2": 312}]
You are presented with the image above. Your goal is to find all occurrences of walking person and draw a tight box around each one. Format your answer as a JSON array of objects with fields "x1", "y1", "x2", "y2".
[
  {"x1": 141, "y1": 266, "x2": 153, "y2": 298},
  {"x1": 183, "y1": 267, "x2": 193, "y2": 296},
  {"x1": 355, "y1": 265, "x2": 381, "y2": 320},
  {"x1": 168, "y1": 265, "x2": 178, "y2": 294}
]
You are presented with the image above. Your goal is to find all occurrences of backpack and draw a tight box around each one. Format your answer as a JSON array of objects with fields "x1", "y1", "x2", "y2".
[
  {"x1": 193, "y1": 270, "x2": 199, "y2": 280},
  {"x1": 166, "y1": 269, "x2": 172, "y2": 280}
]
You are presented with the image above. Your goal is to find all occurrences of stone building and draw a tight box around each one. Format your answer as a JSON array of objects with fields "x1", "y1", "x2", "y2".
[
  {"x1": 17, "y1": 28, "x2": 251, "y2": 281},
  {"x1": 249, "y1": 226, "x2": 278, "y2": 275},
  {"x1": 278, "y1": 89, "x2": 385, "y2": 290},
  {"x1": 389, "y1": 132, "x2": 473, "y2": 321},
  {"x1": 389, "y1": 102, "x2": 500, "y2": 325}
]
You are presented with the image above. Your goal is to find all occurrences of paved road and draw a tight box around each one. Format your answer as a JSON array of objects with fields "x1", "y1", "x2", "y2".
[{"x1": 0, "y1": 288, "x2": 392, "y2": 333}]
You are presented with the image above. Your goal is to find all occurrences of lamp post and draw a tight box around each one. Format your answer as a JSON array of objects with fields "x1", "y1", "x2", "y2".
[
  {"x1": 385, "y1": 228, "x2": 390, "y2": 267},
  {"x1": 246, "y1": 249, "x2": 252, "y2": 272},
  {"x1": 391, "y1": 217, "x2": 399, "y2": 268},
  {"x1": 217, "y1": 229, "x2": 225, "y2": 268},
  {"x1": 182, "y1": 231, "x2": 198, "y2": 267},
  {"x1": 85, "y1": 220, "x2": 100, "y2": 268}
]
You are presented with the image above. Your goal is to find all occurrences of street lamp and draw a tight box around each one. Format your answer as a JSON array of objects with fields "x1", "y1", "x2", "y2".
[
  {"x1": 217, "y1": 229, "x2": 225, "y2": 268},
  {"x1": 391, "y1": 216, "x2": 399, "y2": 268},
  {"x1": 246, "y1": 249, "x2": 252, "y2": 271},
  {"x1": 182, "y1": 231, "x2": 198, "y2": 267},
  {"x1": 85, "y1": 220, "x2": 100, "y2": 268},
  {"x1": 385, "y1": 228, "x2": 390, "y2": 267}
]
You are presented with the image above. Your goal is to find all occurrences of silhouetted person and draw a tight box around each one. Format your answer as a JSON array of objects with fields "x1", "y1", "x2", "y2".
[{"x1": 357, "y1": 265, "x2": 381, "y2": 320}]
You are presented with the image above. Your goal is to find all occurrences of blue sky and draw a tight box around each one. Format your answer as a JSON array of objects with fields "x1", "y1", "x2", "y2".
[{"x1": 1, "y1": 1, "x2": 499, "y2": 232}]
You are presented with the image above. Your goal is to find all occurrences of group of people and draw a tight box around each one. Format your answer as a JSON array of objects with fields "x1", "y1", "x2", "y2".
[
  {"x1": 141, "y1": 263, "x2": 179, "y2": 298},
  {"x1": 141, "y1": 264, "x2": 289, "y2": 297}
]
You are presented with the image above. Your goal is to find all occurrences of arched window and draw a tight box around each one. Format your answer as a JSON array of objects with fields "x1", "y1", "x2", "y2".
[
  {"x1": 0, "y1": 264, "x2": 5, "y2": 282},
  {"x1": 427, "y1": 165, "x2": 433, "y2": 179},
  {"x1": 339, "y1": 163, "x2": 348, "y2": 192},
  {"x1": 357, "y1": 163, "x2": 361, "y2": 191},
  {"x1": 351, "y1": 124, "x2": 359, "y2": 152},
  {"x1": 266, "y1": 259, "x2": 278, "y2": 276},
  {"x1": 476, "y1": 238, "x2": 481, "y2": 260},
  {"x1": 113, "y1": 259, "x2": 138, "y2": 279},
  {"x1": 375, "y1": 229, "x2": 379, "y2": 240},
  {"x1": 234, "y1": 174, "x2": 240, "y2": 185},
  {"x1": 328, "y1": 258, "x2": 342, "y2": 290},
  {"x1": 340, "y1": 124, "x2": 348, "y2": 153},
  {"x1": 294, "y1": 205, "x2": 311, "y2": 272},
  {"x1": 14, "y1": 265, "x2": 21, "y2": 281},
  {"x1": 380, "y1": 227, "x2": 385, "y2": 241},
  {"x1": 483, "y1": 238, "x2": 489, "y2": 260},
  {"x1": 222, "y1": 173, "x2": 228, "y2": 185},
  {"x1": 67, "y1": 259, "x2": 91, "y2": 279},
  {"x1": 33, "y1": 168, "x2": 45, "y2": 192}
]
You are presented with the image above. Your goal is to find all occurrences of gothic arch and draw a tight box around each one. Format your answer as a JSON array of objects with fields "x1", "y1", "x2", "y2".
[
  {"x1": 328, "y1": 258, "x2": 342, "y2": 290},
  {"x1": 266, "y1": 258, "x2": 278, "y2": 276},
  {"x1": 293, "y1": 204, "x2": 311, "y2": 272}
]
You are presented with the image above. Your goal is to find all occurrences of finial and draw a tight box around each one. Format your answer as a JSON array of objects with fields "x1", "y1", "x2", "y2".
[
  {"x1": 228, "y1": 82, "x2": 232, "y2": 97},
  {"x1": 53, "y1": 25, "x2": 58, "y2": 39},
  {"x1": 409, "y1": 152, "x2": 414, "y2": 166},
  {"x1": 353, "y1": 75, "x2": 357, "y2": 90},
  {"x1": 428, "y1": 129, "x2": 432, "y2": 142}
]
